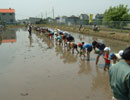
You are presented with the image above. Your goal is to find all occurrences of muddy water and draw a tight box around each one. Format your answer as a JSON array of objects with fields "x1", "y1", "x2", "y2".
[{"x1": 0, "y1": 28, "x2": 129, "y2": 100}]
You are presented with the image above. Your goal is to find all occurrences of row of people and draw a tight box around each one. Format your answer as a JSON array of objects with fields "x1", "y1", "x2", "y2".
[
  {"x1": 33, "y1": 26, "x2": 124, "y2": 71},
  {"x1": 33, "y1": 26, "x2": 130, "y2": 100},
  {"x1": 52, "y1": 29, "x2": 130, "y2": 100}
]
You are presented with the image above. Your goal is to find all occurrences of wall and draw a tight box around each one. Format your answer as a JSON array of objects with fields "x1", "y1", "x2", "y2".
[{"x1": 0, "y1": 13, "x2": 15, "y2": 24}]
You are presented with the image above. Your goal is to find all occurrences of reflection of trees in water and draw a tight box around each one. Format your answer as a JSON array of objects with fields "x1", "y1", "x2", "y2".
[
  {"x1": 55, "y1": 45, "x2": 78, "y2": 64},
  {"x1": 78, "y1": 59, "x2": 91, "y2": 75},
  {"x1": 91, "y1": 67, "x2": 111, "y2": 95}
]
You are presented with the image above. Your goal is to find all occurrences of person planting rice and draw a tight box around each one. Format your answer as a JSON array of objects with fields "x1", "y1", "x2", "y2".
[
  {"x1": 109, "y1": 50, "x2": 123, "y2": 65},
  {"x1": 67, "y1": 42, "x2": 79, "y2": 54},
  {"x1": 104, "y1": 47, "x2": 111, "y2": 71},
  {"x1": 57, "y1": 32, "x2": 63, "y2": 45},
  {"x1": 78, "y1": 42, "x2": 85, "y2": 56},
  {"x1": 82, "y1": 43, "x2": 93, "y2": 60},
  {"x1": 66, "y1": 34, "x2": 75, "y2": 42},
  {"x1": 92, "y1": 40, "x2": 106, "y2": 65}
]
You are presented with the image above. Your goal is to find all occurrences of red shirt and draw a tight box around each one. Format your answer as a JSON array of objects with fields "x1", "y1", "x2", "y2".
[
  {"x1": 78, "y1": 43, "x2": 82, "y2": 47},
  {"x1": 105, "y1": 53, "x2": 110, "y2": 64}
]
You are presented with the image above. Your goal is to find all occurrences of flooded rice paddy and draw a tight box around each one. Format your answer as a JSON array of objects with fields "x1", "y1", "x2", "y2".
[{"x1": 0, "y1": 28, "x2": 129, "y2": 100}]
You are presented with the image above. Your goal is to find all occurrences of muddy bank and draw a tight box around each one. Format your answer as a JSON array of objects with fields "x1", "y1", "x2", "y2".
[{"x1": 38, "y1": 24, "x2": 130, "y2": 42}]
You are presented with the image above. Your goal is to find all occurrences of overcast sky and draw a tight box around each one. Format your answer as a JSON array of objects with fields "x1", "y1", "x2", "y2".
[{"x1": 0, "y1": 0, "x2": 130, "y2": 19}]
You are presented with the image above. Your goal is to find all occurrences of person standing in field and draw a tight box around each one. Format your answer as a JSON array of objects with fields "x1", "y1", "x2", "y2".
[{"x1": 28, "y1": 24, "x2": 32, "y2": 36}]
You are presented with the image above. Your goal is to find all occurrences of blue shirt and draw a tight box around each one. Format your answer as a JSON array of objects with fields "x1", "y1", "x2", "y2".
[
  {"x1": 57, "y1": 35, "x2": 62, "y2": 40},
  {"x1": 83, "y1": 43, "x2": 92, "y2": 49}
]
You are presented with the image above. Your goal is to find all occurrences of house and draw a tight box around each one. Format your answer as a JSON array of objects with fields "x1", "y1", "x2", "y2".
[
  {"x1": 79, "y1": 14, "x2": 89, "y2": 25},
  {"x1": 0, "y1": 8, "x2": 16, "y2": 24},
  {"x1": 94, "y1": 14, "x2": 104, "y2": 25},
  {"x1": 66, "y1": 15, "x2": 80, "y2": 25},
  {"x1": 29, "y1": 17, "x2": 42, "y2": 24},
  {"x1": 55, "y1": 16, "x2": 67, "y2": 24},
  {"x1": 95, "y1": 14, "x2": 104, "y2": 20},
  {"x1": 17, "y1": 19, "x2": 30, "y2": 25},
  {"x1": 79, "y1": 14, "x2": 89, "y2": 20},
  {"x1": 55, "y1": 17, "x2": 60, "y2": 24},
  {"x1": 46, "y1": 17, "x2": 53, "y2": 23}
]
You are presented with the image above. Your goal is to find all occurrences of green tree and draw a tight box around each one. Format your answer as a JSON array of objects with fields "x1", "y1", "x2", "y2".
[{"x1": 103, "y1": 4, "x2": 130, "y2": 28}]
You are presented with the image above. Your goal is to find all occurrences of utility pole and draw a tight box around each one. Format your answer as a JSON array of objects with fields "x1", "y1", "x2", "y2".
[
  {"x1": 41, "y1": 12, "x2": 43, "y2": 19},
  {"x1": 52, "y1": 7, "x2": 54, "y2": 19},
  {"x1": 46, "y1": 11, "x2": 47, "y2": 19}
]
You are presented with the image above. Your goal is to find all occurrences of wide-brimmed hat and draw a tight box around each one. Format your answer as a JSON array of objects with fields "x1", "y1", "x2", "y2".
[
  {"x1": 118, "y1": 50, "x2": 124, "y2": 57},
  {"x1": 104, "y1": 47, "x2": 111, "y2": 51}
]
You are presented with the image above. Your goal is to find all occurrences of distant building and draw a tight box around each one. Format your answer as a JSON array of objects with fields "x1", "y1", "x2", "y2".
[
  {"x1": 79, "y1": 14, "x2": 89, "y2": 25},
  {"x1": 94, "y1": 14, "x2": 104, "y2": 25},
  {"x1": 95, "y1": 14, "x2": 104, "y2": 20},
  {"x1": 66, "y1": 15, "x2": 80, "y2": 25},
  {"x1": 79, "y1": 14, "x2": 89, "y2": 20},
  {"x1": 55, "y1": 17, "x2": 60, "y2": 23},
  {"x1": 0, "y1": 8, "x2": 15, "y2": 24},
  {"x1": 17, "y1": 19, "x2": 30, "y2": 25},
  {"x1": 29, "y1": 17, "x2": 42, "y2": 24},
  {"x1": 56, "y1": 16, "x2": 67, "y2": 24},
  {"x1": 46, "y1": 17, "x2": 53, "y2": 23}
]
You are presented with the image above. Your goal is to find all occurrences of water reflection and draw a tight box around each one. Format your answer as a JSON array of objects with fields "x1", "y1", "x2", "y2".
[
  {"x1": 91, "y1": 67, "x2": 111, "y2": 96},
  {"x1": 35, "y1": 32, "x2": 54, "y2": 49},
  {"x1": 28, "y1": 36, "x2": 32, "y2": 47},
  {"x1": 78, "y1": 59, "x2": 91, "y2": 75},
  {"x1": 0, "y1": 29, "x2": 17, "y2": 45},
  {"x1": 55, "y1": 45, "x2": 78, "y2": 64}
]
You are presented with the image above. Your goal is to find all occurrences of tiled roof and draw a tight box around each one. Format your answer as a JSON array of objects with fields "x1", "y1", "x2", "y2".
[{"x1": 0, "y1": 9, "x2": 15, "y2": 13}]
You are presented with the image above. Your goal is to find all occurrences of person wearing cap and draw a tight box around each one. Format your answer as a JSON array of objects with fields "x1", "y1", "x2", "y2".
[
  {"x1": 78, "y1": 42, "x2": 85, "y2": 56},
  {"x1": 109, "y1": 53, "x2": 119, "y2": 65},
  {"x1": 109, "y1": 47, "x2": 130, "y2": 100},
  {"x1": 104, "y1": 47, "x2": 111, "y2": 71},
  {"x1": 92, "y1": 41, "x2": 106, "y2": 65}
]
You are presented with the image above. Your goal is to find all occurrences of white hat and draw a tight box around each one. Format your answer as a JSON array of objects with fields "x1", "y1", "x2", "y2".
[
  {"x1": 104, "y1": 47, "x2": 111, "y2": 51},
  {"x1": 118, "y1": 50, "x2": 124, "y2": 56},
  {"x1": 115, "y1": 53, "x2": 121, "y2": 59}
]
